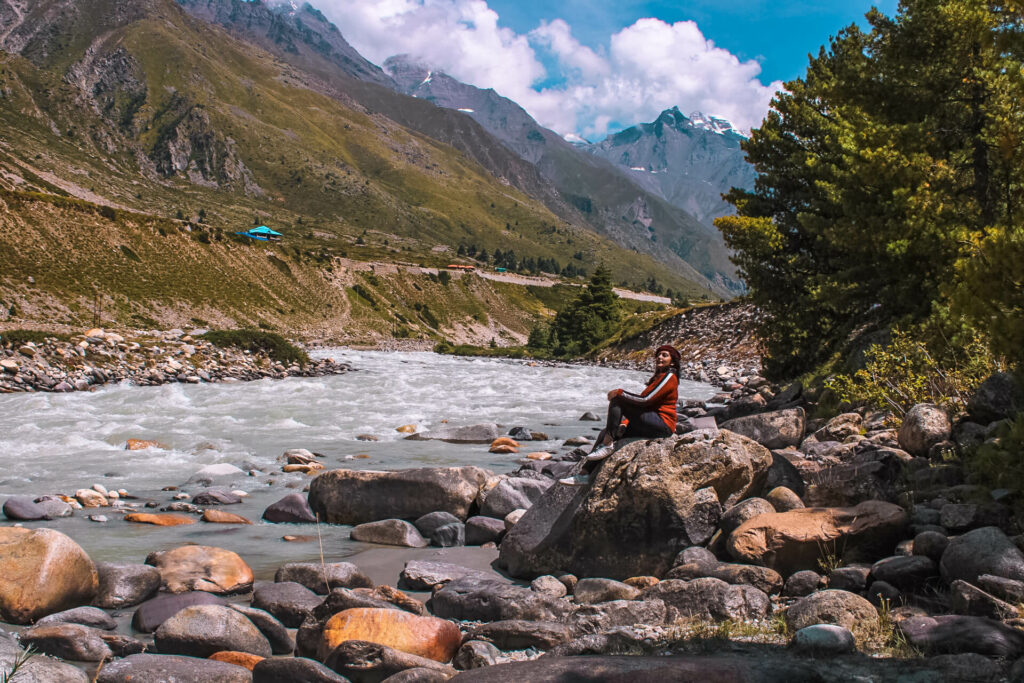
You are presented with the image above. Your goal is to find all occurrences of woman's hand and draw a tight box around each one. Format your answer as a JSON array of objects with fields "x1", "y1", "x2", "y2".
[{"x1": 607, "y1": 389, "x2": 623, "y2": 400}]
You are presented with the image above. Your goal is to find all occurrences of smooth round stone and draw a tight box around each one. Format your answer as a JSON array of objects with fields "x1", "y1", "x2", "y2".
[
  {"x1": 94, "y1": 562, "x2": 161, "y2": 609},
  {"x1": 531, "y1": 575, "x2": 568, "y2": 598},
  {"x1": 414, "y1": 511, "x2": 461, "y2": 537},
  {"x1": 351, "y1": 519, "x2": 428, "y2": 548},
  {"x1": 252, "y1": 656, "x2": 349, "y2": 682},
  {"x1": 97, "y1": 654, "x2": 252, "y2": 683},
  {"x1": 131, "y1": 591, "x2": 228, "y2": 633},
  {"x1": 429, "y1": 523, "x2": 465, "y2": 548},
  {"x1": 783, "y1": 570, "x2": 823, "y2": 598},
  {"x1": 252, "y1": 582, "x2": 320, "y2": 628},
  {"x1": 154, "y1": 604, "x2": 271, "y2": 658},
  {"x1": 792, "y1": 624, "x2": 857, "y2": 654},
  {"x1": 34, "y1": 496, "x2": 74, "y2": 519},
  {"x1": 231, "y1": 604, "x2": 295, "y2": 655},
  {"x1": 2, "y1": 496, "x2": 47, "y2": 521},
  {"x1": 263, "y1": 493, "x2": 317, "y2": 523},
  {"x1": 913, "y1": 530, "x2": 949, "y2": 563},
  {"x1": 36, "y1": 605, "x2": 116, "y2": 630},
  {"x1": 465, "y1": 516, "x2": 505, "y2": 545},
  {"x1": 192, "y1": 488, "x2": 242, "y2": 505}
]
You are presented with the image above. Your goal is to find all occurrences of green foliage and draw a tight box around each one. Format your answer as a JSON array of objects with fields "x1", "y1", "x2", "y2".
[
  {"x1": 350, "y1": 284, "x2": 378, "y2": 308},
  {"x1": 200, "y1": 329, "x2": 309, "y2": 366},
  {"x1": 968, "y1": 413, "x2": 1024, "y2": 501},
  {"x1": 0, "y1": 329, "x2": 70, "y2": 346},
  {"x1": 825, "y1": 329, "x2": 996, "y2": 416},
  {"x1": 718, "y1": 1, "x2": 1024, "y2": 378},
  {"x1": 528, "y1": 265, "x2": 621, "y2": 356}
]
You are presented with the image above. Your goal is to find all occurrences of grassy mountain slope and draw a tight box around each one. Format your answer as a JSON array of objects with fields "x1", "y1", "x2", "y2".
[{"x1": 0, "y1": 0, "x2": 716, "y2": 336}]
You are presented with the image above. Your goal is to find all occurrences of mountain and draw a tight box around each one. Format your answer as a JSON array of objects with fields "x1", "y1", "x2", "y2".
[
  {"x1": 383, "y1": 55, "x2": 740, "y2": 294},
  {"x1": 0, "y1": 0, "x2": 715, "y2": 337},
  {"x1": 584, "y1": 107, "x2": 756, "y2": 228}
]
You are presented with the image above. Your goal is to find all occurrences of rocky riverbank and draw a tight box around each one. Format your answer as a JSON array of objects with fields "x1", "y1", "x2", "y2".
[
  {"x1": 0, "y1": 329, "x2": 352, "y2": 394},
  {"x1": 2, "y1": 365, "x2": 1024, "y2": 680}
]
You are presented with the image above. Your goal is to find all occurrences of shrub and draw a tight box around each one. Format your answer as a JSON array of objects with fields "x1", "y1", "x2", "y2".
[
  {"x1": 0, "y1": 329, "x2": 69, "y2": 346},
  {"x1": 825, "y1": 329, "x2": 996, "y2": 416},
  {"x1": 968, "y1": 414, "x2": 1024, "y2": 513},
  {"x1": 200, "y1": 329, "x2": 309, "y2": 366}
]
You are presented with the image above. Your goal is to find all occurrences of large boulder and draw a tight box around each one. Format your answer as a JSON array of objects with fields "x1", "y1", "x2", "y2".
[
  {"x1": 802, "y1": 445, "x2": 912, "y2": 507},
  {"x1": 145, "y1": 545, "x2": 253, "y2": 594},
  {"x1": 0, "y1": 630, "x2": 88, "y2": 682},
  {"x1": 319, "y1": 607, "x2": 462, "y2": 662},
  {"x1": 499, "y1": 431, "x2": 772, "y2": 579},
  {"x1": 898, "y1": 404, "x2": 951, "y2": 457},
  {"x1": 479, "y1": 478, "x2": 551, "y2": 519},
  {"x1": 726, "y1": 500, "x2": 908, "y2": 576},
  {"x1": 428, "y1": 576, "x2": 571, "y2": 622},
  {"x1": 967, "y1": 372, "x2": 1024, "y2": 424},
  {"x1": 154, "y1": 604, "x2": 272, "y2": 658},
  {"x1": 719, "y1": 408, "x2": 806, "y2": 449},
  {"x1": 784, "y1": 589, "x2": 877, "y2": 631},
  {"x1": 93, "y1": 562, "x2": 161, "y2": 609},
  {"x1": 308, "y1": 467, "x2": 492, "y2": 524},
  {"x1": 0, "y1": 527, "x2": 98, "y2": 624},
  {"x1": 898, "y1": 614, "x2": 1024, "y2": 658},
  {"x1": 940, "y1": 526, "x2": 1024, "y2": 585},
  {"x1": 640, "y1": 578, "x2": 769, "y2": 621}
]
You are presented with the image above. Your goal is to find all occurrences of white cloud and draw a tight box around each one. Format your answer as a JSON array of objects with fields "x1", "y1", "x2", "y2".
[{"x1": 301, "y1": 0, "x2": 782, "y2": 138}]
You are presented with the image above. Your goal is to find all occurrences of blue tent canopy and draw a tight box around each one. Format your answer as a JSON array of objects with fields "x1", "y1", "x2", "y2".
[{"x1": 249, "y1": 226, "x2": 282, "y2": 237}]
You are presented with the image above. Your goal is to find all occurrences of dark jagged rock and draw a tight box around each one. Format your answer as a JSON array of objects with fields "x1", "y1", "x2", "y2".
[
  {"x1": 500, "y1": 431, "x2": 771, "y2": 579},
  {"x1": 428, "y1": 576, "x2": 571, "y2": 622},
  {"x1": 898, "y1": 614, "x2": 1024, "y2": 658},
  {"x1": 641, "y1": 578, "x2": 769, "y2": 621},
  {"x1": 263, "y1": 493, "x2": 318, "y2": 523}
]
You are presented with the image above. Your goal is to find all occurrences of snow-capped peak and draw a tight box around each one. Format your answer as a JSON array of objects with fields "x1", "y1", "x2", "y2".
[
  {"x1": 688, "y1": 111, "x2": 736, "y2": 135},
  {"x1": 563, "y1": 132, "x2": 589, "y2": 145}
]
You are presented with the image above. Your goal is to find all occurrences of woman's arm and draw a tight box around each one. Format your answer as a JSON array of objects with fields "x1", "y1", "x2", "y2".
[{"x1": 615, "y1": 373, "x2": 677, "y2": 408}]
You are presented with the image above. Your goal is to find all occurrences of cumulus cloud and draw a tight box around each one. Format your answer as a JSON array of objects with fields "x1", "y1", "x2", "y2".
[{"x1": 300, "y1": 0, "x2": 782, "y2": 138}]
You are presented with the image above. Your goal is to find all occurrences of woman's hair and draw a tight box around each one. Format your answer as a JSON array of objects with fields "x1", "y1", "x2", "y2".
[{"x1": 655, "y1": 345, "x2": 681, "y2": 376}]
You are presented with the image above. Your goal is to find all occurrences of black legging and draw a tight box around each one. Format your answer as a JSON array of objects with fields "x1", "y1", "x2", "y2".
[{"x1": 591, "y1": 396, "x2": 672, "y2": 453}]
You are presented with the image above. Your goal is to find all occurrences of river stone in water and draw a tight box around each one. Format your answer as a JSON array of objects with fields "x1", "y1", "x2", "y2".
[
  {"x1": 146, "y1": 545, "x2": 253, "y2": 594},
  {"x1": 93, "y1": 562, "x2": 161, "y2": 609},
  {"x1": 131, "y1": 591, "x2": 228, "y2": 633},
  {"x1": 479, "y1": 478, "x2": 551, "y2": 518},
  {"x1": 276, "y1": 561, "x2": 373, "y2": 594},
  {"x1": 97, "y1": 654, "x2": 252, "y2": 683},
  {"x1": 719, "y1": 408, "x2": 806, "y2": 449},
  {"x1": 406, "y1": 423, "x2": 501, "y2": 443},
  {"x1": 155, "y1": 604, "x2": 271, "y2": 658},
  {"x1": 192, "y1": 488, "x2": 242, "y2": 505},
  {"x1": 785, "y1": 589, "x2": 878, "y2": 631},
  {"x1": 319, "y1": 608, "x2": 462, "y2": 662},
  {"x1": 500, "y1": 431, "x2": 771, "y2": 579},
  {"x1": 0, "y1": 527, "x2": 98, "y2": 624},
  {"x1": 308, "y1": 466, "x2": 492, "y2": 524},
  {"x1": 2, "y1": 496, "x2": 47, "y2": 521},
  {"x1": 253, "y1": 657, "x2": 350, "y2": 683},
  {"x1": 414, "y1": 511, "x2": 461, "y2": 537},
  {"x1": 253, "y1": 581, "x2": 321, "y2": 627},
  {"x1": 940, "y1": 526, "x2": 1024, "y2": 585},
  {"x1": 726, "y1": 500, "x2": 908, "y2": 576},
  {"x1": 351, "y1": 519, "x2": 429, "y2": 547},
  {"x1": 36, "y1": 605, "x2": 116, "y2": 630},
  {"x1": 263, "y1": 493, "x2": 317, "y2": 523}
]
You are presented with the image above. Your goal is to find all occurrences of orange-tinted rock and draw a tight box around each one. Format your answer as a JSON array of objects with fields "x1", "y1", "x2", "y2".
[
  {"x1": 396, "y1": 425, "x2": 417, "y2": 434},
  {"x1": 490, "y1": 437, "x2": 520, "y2": 449},
  {"x1": 202, "y1": 510, "x2": 253, "y2": 525},
  {"x1": 489, "y1": 445, "x2": 519, "y2": 454},
  {"x1": 146, "y1": 546, "x2": 254, "y2": 595},
  {"x1": 727, "y1": 500, "x2": 908, "y2": 575},
  {"x1": 624, "y1": 576, "x2": 660, "y2": 590},
  {"x1": 125, "y1": 513, "x2": 196, "y2": 527},
  {"x1": 126, "y1": 439, "x2": 167, "y2": 451},
  {"x1": 525, "y1": 452, "x2": 552, "y2": 461},
  {"x1": 0, "y1": 528, "x2": 98, "y2": 624},
  {"x1": 282, "y1": 535, "x2": 316, "y2": 543},
  {"x1": 319, "y1": 607, "x2": 461, "y2": 662},
  {"x1": 209, "y1": 651, "x2": 264, "y2": 670},
  {"x1": 282, "y1": 463, "x2": 324, "y2": 474}
]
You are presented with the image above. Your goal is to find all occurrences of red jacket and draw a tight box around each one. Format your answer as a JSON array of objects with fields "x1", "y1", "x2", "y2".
[{"x1": 616, "y1": 370, "x2": 678, "y2": 432}]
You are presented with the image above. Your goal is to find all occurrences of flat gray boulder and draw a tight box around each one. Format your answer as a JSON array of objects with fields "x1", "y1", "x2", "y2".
[
  {"x1": 154, "y1": 604, "x2": 271, "y2": 658},
  {"x1": 406, "y1": 423, "x2": 501, "y2": 443},
  {"x1": 351, "y1": 519, "x2": 429, "y2": 547},
  {"x1": 94, "y1": 562, "x2": 161, "y2": 609},
  {"x1": 399, "y1": 560, "x2": 495, "y2": 591},
  {"x1": 275, "y1": 561, "x2": 373, "y2": 594},
  {"x1": 97, "y1": 654, "x2": 251, "y2": 683},
  {"x1": 479, "y1": 478, "x2": 552, "y2": 518},
  {"x1": 719, "y1": 408, "x2": 806, "y2": 449},
  {"x1": 428, "y1": 576, "x2": 572, "y2": 622},
  {"x1": 940, "y1": 526, "x2": 1024, "y2": 585},
  {"x1": 309, "y1": 466, "x2": 492, "y2": 524}
]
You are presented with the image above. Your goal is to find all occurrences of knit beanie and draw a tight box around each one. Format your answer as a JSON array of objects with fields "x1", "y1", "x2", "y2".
[{"x1": 655, "y1": 345, "x2": 681, "y2": 364}]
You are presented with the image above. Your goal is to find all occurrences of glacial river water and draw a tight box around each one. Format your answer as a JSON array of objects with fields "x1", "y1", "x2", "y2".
[{"x1": 0, "y1": 350, "x2": 716, "y2": 578}]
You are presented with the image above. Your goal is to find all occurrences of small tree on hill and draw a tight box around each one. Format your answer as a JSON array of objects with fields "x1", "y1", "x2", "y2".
[{"x1": 550, "y1": 264, "x2": 621, "y2": 356}]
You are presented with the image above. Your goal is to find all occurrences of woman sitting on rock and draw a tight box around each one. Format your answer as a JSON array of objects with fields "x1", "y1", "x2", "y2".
[{"x1": 560, "y1": 344, "x2": 680, "y2": 485}]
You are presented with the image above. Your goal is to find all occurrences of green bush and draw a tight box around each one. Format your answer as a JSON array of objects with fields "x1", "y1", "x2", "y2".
[
  {"x1": 968, "y1": 414, "x2": 1024, "y2": 510},
  {"x1": 0, "y1": 329, "x2": 70, "y2": 346},
  {"x1": 200, "y1": 329, "x2": 309, "y2": 366},
  {"x1": 825, "y1": 329, "x2": 995, "y2": 417}
]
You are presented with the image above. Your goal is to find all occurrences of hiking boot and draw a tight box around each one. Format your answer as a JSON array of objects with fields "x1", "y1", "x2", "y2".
[
  {"x1": 585, "y1": 444, "x2": 614, "y2": 462},
  {"x1": 558, "y1": 474, "x2": 591, "y2": 486}
]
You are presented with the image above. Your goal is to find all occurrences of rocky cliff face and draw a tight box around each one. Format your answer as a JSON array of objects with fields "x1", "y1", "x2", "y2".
[
  {"x1": 384, "y1": 55, "x2": 739, "y2": 295},
  {"x1": 585, "y1": 107, "x2": 756, "y2": 229}
]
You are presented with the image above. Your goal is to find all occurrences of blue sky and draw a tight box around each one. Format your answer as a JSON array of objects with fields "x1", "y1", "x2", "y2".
[
  {"x1": 311, "y1": 0, "x2": 901, "y2": 138},
  {"x1": 485, "y1": 0, "x2": 900, "y2": 85}
]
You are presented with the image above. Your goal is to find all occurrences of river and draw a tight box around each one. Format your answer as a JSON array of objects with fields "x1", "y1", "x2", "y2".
[{"x1": 0, "y1": 350, "x2": 716, "y2": 578}]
